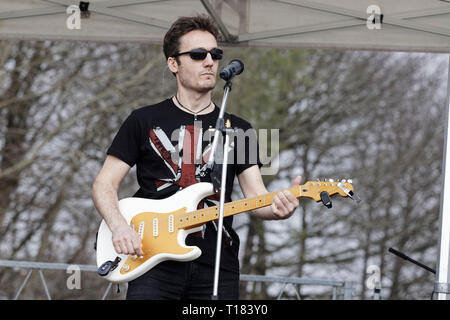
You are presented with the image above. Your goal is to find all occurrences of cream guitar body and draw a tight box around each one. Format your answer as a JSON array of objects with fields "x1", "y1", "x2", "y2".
[{"x1": 96, "y1": 182, "x2": 215, "y2": 283}]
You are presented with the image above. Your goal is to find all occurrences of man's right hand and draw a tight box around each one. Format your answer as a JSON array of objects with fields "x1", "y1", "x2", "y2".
[{"x1": 111, "y1": 224, "x2": 144, "y2": 257}]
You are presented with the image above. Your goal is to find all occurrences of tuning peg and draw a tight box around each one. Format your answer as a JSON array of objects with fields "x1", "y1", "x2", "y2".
[
  {"x1": 328, "y1": 178, "x2": 334, "y2": 183},
  {"x1": 320, "y1": 191, "x2": 332, "y2": 209},
  {"x1": 341, "y1": 179, "x2": 347, "y2": 183},
  {"x1": 348, "y1": 179, "x2": 353, "y2": 184},
  {"x1": 337, "y1": 182, "x2": 361, "y2": 203}
]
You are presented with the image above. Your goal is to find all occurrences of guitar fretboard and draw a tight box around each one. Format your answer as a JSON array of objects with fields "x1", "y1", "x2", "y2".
[{"x1": 177, "y1": 185, "x2": 301, "y2": 229}]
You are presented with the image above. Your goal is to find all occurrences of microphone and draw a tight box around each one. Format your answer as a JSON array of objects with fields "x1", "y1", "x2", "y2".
[{"x1": 219, "y1": 59, "x2": 244, "y2": 81}]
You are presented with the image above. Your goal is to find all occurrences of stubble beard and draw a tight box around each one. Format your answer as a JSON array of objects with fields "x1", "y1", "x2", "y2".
[
  {"x1": 181, "y1": 75, "x2": 216, "y2": 94},
  {"x1": 199, "y1": 80, "x2": 216, "y2": 93}
]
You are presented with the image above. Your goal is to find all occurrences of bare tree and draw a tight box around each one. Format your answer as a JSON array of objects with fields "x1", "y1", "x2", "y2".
[
  {"x1": 0, "y1": 39, "x2": 175, "y2": 299},
  {"x1": 225, "y1": 49, "x2": 447, "y2": 300}
]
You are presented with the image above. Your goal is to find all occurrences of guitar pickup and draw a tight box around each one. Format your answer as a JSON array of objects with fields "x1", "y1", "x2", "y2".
[{"x1": 337, "y1": 183, "x2": 361, "y2": 203}]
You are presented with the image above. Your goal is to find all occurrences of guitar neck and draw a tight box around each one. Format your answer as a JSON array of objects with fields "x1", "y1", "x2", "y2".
[{"x1": 178, "y1": 185, "x2": 301, "y2": 229}]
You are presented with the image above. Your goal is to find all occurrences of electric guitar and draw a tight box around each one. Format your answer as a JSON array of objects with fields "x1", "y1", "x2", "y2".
[{"x1": 96, "y1": 179, "x2": 358, "y2": 283}]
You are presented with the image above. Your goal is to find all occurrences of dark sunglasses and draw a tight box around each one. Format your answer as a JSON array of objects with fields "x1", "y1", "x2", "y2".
[{"x1": 172, "y1": 48, "x2": 223, "y2": 61}]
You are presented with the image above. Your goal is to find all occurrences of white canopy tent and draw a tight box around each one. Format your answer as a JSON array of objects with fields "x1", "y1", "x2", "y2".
[
  {"x1": 0, "y1": 0, "x2": 449, "y2": 52},
  {"x1": 1, "y1": 0, "x2": 450, "y2": 299}
]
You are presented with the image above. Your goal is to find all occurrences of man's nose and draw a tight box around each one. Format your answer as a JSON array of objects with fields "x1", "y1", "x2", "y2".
[{"x1": 203, "y1": 52, "x2": 214, "y2": 66}]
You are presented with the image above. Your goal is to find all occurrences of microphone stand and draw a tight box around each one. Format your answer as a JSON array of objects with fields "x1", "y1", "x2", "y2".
[{"x1": 206, "y1": 80, "x2": 236, "y2": 300}]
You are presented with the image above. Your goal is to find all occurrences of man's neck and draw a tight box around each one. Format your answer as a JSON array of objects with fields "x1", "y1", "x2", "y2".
[{"x1": 175, "y1": 89, "x2": 213, "y2": 113}]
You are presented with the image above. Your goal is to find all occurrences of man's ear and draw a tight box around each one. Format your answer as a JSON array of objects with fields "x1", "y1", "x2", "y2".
[{"x1": 167, "y1": 57, "x2": 178, "y2": 74}]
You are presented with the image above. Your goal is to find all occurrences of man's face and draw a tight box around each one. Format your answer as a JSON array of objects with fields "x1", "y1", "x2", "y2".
[{"x1": 169, "y1": 30, "x2": 220, "y2": 93}]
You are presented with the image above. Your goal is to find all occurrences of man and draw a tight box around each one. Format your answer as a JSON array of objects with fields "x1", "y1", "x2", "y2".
[{"x1": 92, "y1": 14, "x2": 301, "y2": 300}]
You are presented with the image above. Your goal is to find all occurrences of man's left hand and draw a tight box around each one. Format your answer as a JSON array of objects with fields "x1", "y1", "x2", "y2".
[{"x1": 271, "y1": 176, "x2": 301, "y2": 219}]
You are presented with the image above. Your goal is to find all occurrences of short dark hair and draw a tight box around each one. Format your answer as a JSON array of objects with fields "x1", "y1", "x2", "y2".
[{"x1": 163, "y1": 14, "x2": 219, "y2": 60}]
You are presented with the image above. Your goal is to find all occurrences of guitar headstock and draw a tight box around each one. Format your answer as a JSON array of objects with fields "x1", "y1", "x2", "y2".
[{"x1": 301, "y1": 179, "x2": 360, "y2": 203}]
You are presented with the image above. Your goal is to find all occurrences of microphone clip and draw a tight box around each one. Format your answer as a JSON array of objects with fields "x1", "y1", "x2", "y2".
[{"x1": 224, "y1": 80, "x2": 232, "y2": 91}]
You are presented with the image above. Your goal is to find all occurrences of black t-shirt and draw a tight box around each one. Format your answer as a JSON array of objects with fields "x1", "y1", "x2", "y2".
[{"x1": 107, "y1": 98, "x2": 261, "y2": 274}]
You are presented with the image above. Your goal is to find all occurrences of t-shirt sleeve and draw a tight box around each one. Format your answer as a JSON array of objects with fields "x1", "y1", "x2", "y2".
[
  {"x1": 231, "y1": 114, "x2": 263, "y2": 176},
  {"x1": 107, "y1": 111, "x2": 142, "y2": 167}
]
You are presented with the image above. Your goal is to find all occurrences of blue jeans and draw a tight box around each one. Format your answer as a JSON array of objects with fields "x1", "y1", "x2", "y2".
[{"x1": 125, "y1": 260, "x2": 239, "y2": 300}]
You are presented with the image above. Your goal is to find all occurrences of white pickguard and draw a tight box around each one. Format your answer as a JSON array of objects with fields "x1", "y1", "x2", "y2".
[{"x1": 96, "y1": 182, "x2": 215, "y2": 283}]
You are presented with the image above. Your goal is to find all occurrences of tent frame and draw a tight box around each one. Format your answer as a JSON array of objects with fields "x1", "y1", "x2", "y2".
[{"x1": 437, "y1": 54, "x2": 450, "y2": 300}]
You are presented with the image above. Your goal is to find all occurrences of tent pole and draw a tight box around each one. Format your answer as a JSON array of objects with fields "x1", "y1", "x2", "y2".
[{"x1": 436, "y1": 53, "x2": 450, "y2": 300}]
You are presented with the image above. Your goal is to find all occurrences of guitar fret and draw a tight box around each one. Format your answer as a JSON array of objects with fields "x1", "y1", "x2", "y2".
[
  {"x1": 237, "y1": 201, "x2": 241, "y2": 212},
  {"x1": 199, "y1": 208, "x2": 205, "y2": 224},
  {"x1": 256, "y1": 197, "x2": 261, "y2": 208},
  {"x1": 258, "y1": 196, "x2": 264, "y2": 207},
  {"x1": 250, "y1": 198, "x2": 256, "y2": 210},
  {"x1": 267, "y1": 193, "x2": 274, "y2": 205}
]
